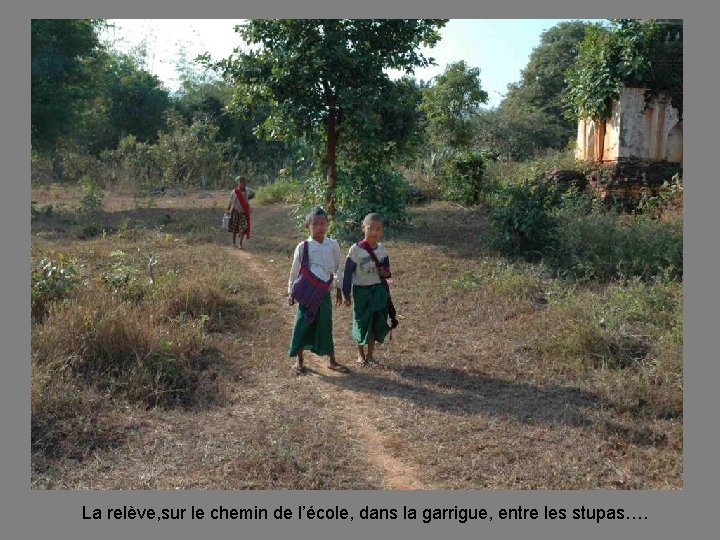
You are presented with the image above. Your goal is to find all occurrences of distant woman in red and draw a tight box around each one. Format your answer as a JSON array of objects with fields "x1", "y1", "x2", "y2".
[{"x1": 226, "y1": 175, "x2": 255, "y2": 249}]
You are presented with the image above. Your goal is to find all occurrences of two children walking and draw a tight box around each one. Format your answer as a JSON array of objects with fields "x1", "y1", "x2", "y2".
[{"x1": 287, "y1": 208, "x2": 396, "y2": 375}]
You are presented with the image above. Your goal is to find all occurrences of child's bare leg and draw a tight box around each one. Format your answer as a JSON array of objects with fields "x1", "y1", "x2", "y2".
[
  {"x1": 356, "y1": 344, "x2": 367, "y2": 365},
  {"x1": 292, "y1": 348, "x2": 306, "y2": 375},
  {"x1": 327, "y1": 351, "x2": 348, "y2": 372},
  {"x1": 367, "y1": 335, "x2": 377, "y2": 363}
]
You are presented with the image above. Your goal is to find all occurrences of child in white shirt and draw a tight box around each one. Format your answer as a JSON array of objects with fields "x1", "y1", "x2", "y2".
[{"x1": 287, "y1": 207, "x2": 347, "y2": 375}]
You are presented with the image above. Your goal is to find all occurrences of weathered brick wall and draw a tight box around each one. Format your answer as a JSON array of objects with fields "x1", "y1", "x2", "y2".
[{"x1": 587, "y1": 159, "x2": 682, "y2": 207}]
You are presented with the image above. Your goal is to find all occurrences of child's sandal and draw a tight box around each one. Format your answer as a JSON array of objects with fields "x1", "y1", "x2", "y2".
[
  {"x1": 292, "y1": 362, "x2": 307, "y2": 376},
  {"x1": 327, "y1": 362, "x2": 349, "y2": 373}
]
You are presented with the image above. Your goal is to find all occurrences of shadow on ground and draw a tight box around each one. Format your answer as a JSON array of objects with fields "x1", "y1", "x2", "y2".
[{"x1": 318, "y1": 363, "x2": 666, "y2": 447}]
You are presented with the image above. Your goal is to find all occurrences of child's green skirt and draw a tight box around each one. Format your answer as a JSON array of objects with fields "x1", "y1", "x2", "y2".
[
  {"x1": 352, "y1": 283, "x2": 391, "y2": 345},
  {"x1": 288, "y1": 292, "x2": 334, "y2": 357}
]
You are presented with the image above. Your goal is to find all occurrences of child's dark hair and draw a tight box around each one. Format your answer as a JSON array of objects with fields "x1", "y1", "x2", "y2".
[
  {"x1": 362, "y1": 213, "x2": 383, "y2": 227},
  {"x1": 304, "y1": 206, "x2": 328, "y2": 225}
]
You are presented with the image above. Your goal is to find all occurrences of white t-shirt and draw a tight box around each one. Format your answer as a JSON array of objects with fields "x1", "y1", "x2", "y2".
[
  {"x1": 287, "y1": 236, "x2": 343, "y2": 294},
  {"x1": 345, "y1": 242, "x2": 389, "y2": 287}
]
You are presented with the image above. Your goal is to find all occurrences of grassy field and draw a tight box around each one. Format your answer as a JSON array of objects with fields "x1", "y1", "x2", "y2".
[{"x1": 31, "y1": 184, "x2": 682, "y2": 489}]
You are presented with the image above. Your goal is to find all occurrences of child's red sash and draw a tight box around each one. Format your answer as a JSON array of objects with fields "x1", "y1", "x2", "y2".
[{"x1": 234, "y1": 187, "x2": 251, "y2": 239}]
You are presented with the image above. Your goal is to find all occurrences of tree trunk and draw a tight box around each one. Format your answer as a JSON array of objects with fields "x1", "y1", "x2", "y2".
[
  {"x1": 321, "y1": 74, "x2": 341, "y2": 220},
  {"x1": 325, "y1": 105, "x2": 339, "y2": 220}
]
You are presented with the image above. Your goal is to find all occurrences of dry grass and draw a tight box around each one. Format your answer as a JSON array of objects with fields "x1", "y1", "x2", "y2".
[{"x1": 31, "y1": 187, "x2": 682, "y2": 490}]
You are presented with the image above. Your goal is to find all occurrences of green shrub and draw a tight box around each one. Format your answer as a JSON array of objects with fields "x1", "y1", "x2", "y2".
[
  {"x1": 255, "y1": 177, "x2": 302, "y2": 205},
  {"x1": 550, "y1": 195, "x2": 683, "y2": 281},
  {"x1": 488, "y1": 178, "x2": 562, "y2": 257},
  {"x1": 333, "y1": 164, "x2": 411, "y2": 239},
  {"x1": 487, "y1": 178, "x2": 682, "y2": 282},
  {"x1": 153, "y1": 113, "x2": 233, "y2": 188},
  {"x1": 295, "y1": 163, "x2": 411, "y2": 240},
  {"x1": 55, "y1": 142, "x2": 105, "y2": 184},
  {"x1": 104, "y1": 135, "x2": 162, "y2": 189},
  {"x1": 73, "y1": 175, "x2": 105, "y2": 237},
  {"x1": 31, "y1": 203, "x2": 54, "y2": 220},
  {"x1": 78, "y1": 175, "x2": 104, "y2": 214},
  {"x1": 438, "y1": 150, "x2": 485, "y2": 205},
  {"x1": 31, "y1": 250, "x2": 83, "y2": 321},
  {"x1": 31, "y1": 149, "x2": 56, "y2": 184}
]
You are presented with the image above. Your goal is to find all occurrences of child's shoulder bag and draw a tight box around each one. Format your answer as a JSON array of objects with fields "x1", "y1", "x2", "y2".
[{"x1": 290, "y1": 240, "x2": 333, "y2": 323}]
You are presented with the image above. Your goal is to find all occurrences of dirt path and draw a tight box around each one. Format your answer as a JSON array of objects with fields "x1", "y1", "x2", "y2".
[{"x1": 231, "y1": 245, "x2": 428, "y2": 490}]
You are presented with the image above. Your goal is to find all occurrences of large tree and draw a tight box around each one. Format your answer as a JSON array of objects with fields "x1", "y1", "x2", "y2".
[
  {"x1": 31, "y1": 19, "x2": 105, "y2": 150},
  {"x1": 499, "y1": 20, "x2": 600, "y2": 150},
  {"x1": 213, "y1": 19, "x2": 447, "y2": 218},
  {"x1": 103, "y1": 51, "x2": 171, "y2": 145},
  {"x1": 419, "y1": 60, "x2": 488, "y2": 151},
  {"x1": 77, "y1": 49, "x2": 172, "y2": 154}
]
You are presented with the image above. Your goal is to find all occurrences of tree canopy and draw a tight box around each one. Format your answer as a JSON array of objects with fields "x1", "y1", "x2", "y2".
[
  {"x1": 498, "y1": 20, "x2": 600, "y2": 152},
  {"x1": 564, "y1": 19, "x2": 682, "y2": 120},
  {"x1": 212, "y1": 19, "x2": 447, "y2": 217},
  {"x1": 420, "y1": 60, "x2": 488, "y2": 151},
  {"x1": 31, "y1": 19, "x2": 105, "y2": 149}
]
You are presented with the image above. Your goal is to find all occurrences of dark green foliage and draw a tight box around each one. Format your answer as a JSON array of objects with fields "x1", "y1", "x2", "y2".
[
  {"x1": 498, "y1": 21, "x2": 599, "y2": 151},
  {"x1": 31, "y1": 19, "x2": 104, "y2": 150},
  {"x1": 335, "y1": 164, "x2": 411, "y2": 235},
  {"x1": 489, "y1": 178, "x2": 562, "y2": 257},
  {"x1": 339, "y1": 76, "x2": 426, "y2": 166},
  {"x1": 565, "y1": 19, "x2": 682, "y2": 120},
  {"x1": 219, "y1": 19, "x2": 446, "y2": 138},
  {"x1": 296, "y1": 163, "x2": 411, "y2": 240},
  {"x1": 102, "y1": 52, "x2": 171, "y2": 146},
  {"x1": 438, "y1": 150, "x2": 486, "y2": 205}
]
